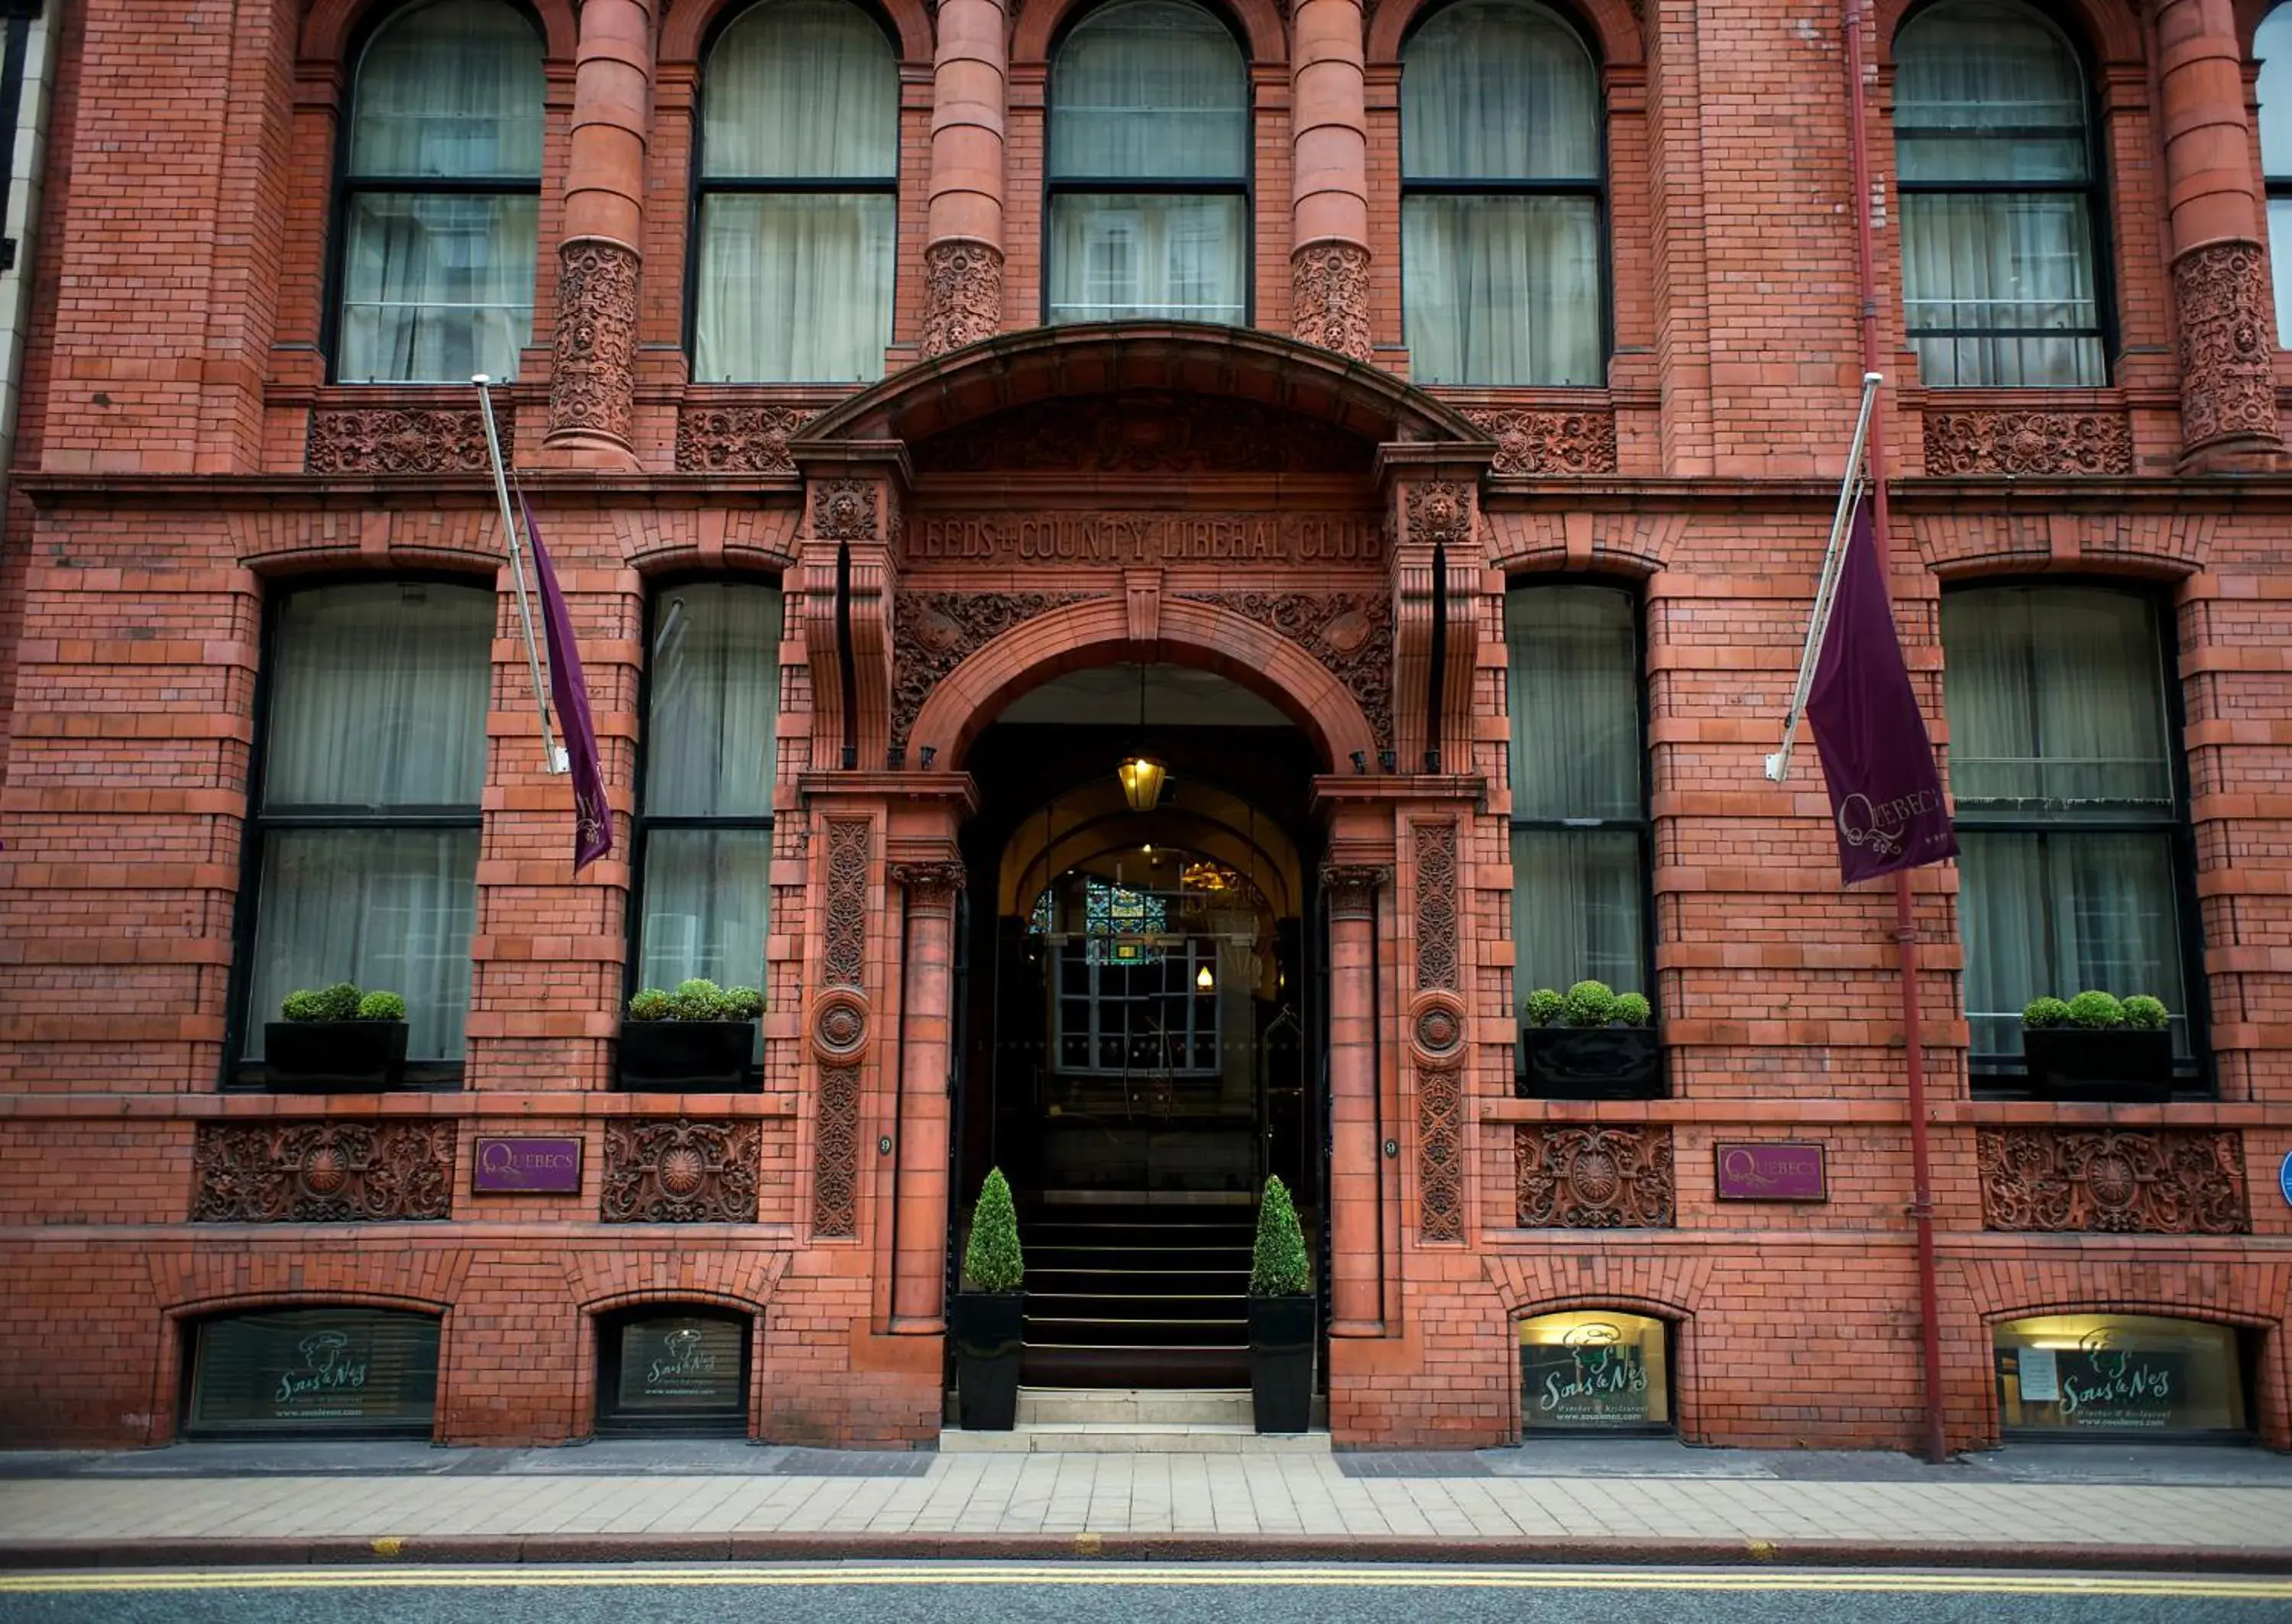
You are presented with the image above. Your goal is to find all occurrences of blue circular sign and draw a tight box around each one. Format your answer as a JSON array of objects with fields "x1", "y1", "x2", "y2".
[{"x1": 2281, "y1": 1150, "x2": 2292, "y2": 1211}]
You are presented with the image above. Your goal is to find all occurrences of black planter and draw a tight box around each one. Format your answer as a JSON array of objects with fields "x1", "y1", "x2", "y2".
[
  {"x1": 261, "y1": 1020, "x2": 407, "y2": 1092},
  {"x1": 1518, "y1": 1025, "x2": 1664, "y2": 1100},
  {"x1": 616, "y1": 1020, "x2": 758, "y2": 1091},
  {"x1": 1248, "y1": 1293, "x2": 1315, "y2": 1435},
  {"x1": 952, "y1": 1291, "x2": 1026, "y2": 1432},
  {"x1": 2022, "y1": 1027, "x2": 2176, "y2": 1103}
]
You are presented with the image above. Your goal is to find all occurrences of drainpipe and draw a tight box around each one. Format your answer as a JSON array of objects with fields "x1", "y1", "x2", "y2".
[{"x1": 1844, "y1": 0, "x2": 1949, "y2": 1466}]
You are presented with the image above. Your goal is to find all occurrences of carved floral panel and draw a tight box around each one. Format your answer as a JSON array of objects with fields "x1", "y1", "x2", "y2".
[
  {"x1": 306, "y1": 408, "x2": 504, "y2": 475},
  {"x1": 193, "y1": 1122, "x2": 456, "y2": 1223},
  {"x1": 1514, "y1": 1127, "x2": 1676, "y2": 1228},
  {"x1": 675, "y1": 405, "x2": 816, "y2": 474},
  {"x1": 1462, "y1": 407, "x2": 1618, "y2": 477},
  {"x1": 892, "y1": 592, "x2": 1093, "y2": 749},
  {"x1": 1921, "y1": 409, "x2": 2134, "y2": 477},
  {"x1": 600, "y1": 1118, "x2": 762, "y2": 1224},
  {"x1": 1976, "y1": 1128, "x2": 2248, "y2": 1235},
  {"x1": 1177, "y1": 590, "x2": 1394, "y2": 750},
  {"x1": 908, "y1": 393, "x2": 1374, "y2": 475}
]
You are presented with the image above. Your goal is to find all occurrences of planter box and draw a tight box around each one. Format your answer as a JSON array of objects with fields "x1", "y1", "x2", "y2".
[
  {"x1": 1248, "y1": 1293, "x2": 1315, "y2": 1435},
  {"x1": 1518, "y1": 1025, "x2": 1663, "y2": 1101},
  {"x1": 951, "y1": 1291, "x2": 1026, "y2": 1432},
  {"x1": 616, "y1": 1020, "x2": 758, "y2": 1092},
  {"x1": 261, "y1": 1021, "x2": 407, "y2": 1092},
  {"x1": 2022, "y1": 1027, "x2": 2176, "y2": 1103}
]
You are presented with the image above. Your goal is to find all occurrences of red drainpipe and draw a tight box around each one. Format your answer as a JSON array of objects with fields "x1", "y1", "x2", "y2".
[{"x1": 1844, "y1": 0, "x2": 1950, "y2": 1466}]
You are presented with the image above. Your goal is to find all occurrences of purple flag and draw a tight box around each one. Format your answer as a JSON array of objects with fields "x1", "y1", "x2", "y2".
[
  {"x1": 520, "y1": 495, "x2": 612, "y2": 872},
  {"x1": 1804, "y1": 498, "x2": 1957, "y2": 884}
]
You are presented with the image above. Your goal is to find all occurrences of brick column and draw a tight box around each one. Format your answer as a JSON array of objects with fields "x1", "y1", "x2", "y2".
[
  {"x1": 2156, "y1": 0, "x2": 2286, "y2": 470},
  {"x1": 1290, "y1": 0, "x2": 1372, "y2": 362},
  {"x1": 542, "y1": 0, "x2": 652, "y2": 467},
  {"x1": 890, "y1": 859, "x2": 964, "y2": 1331},
  {"x1": 920, "y1": 0, "x2": 1007, "y2": 357},
  {"x1": 1324, "y1": 863, "x2": 1388, "y2": 1335}
]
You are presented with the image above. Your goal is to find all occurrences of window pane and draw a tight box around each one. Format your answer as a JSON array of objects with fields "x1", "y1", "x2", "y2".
[
  {"x1": 2270, "y1": 197, "x2": 2292, "y2": 347},
  {"x1": 1404, "y1": 196, "x2": 1601, "y2": 386},
  {"x1": 1049, "y1": 0, "x2": 1246, "y2": 180},
  {"x1": 610, "y1": 1315, "x2": 747, "y2": 1416},
  {"x1": 1519, "y1": 1311, "x2": 1670, "y2": 1429},
  {"x1": 703, "y1": 0, "x2": 896, "y2": 179},
  {"x1": 646, "y1": 584, "x2": 783, "y2": 817},
  {"x1": 1506, "y1": 586, "x2": 1640, "y2": 818},
  {"x1": 1901, "y1": 192, "x2": 2103, "y2": 387},
  {"x1": 1894, "y1": 0, "x2": 2087, "y2": 178},
  {"x1": 264, "y1": 583, "x2": 493, "y2": 810},
  {"x1": 2260, "y1": 8, "x2": 2292, "y2": 178},
  {"x1": 1510, "y1": 828, "x2": 1644, "y2": 1006},
  {"x1": 1402, "y1": 0, "x2": 1598, "y2": 181},
  {"x1": 1957, "y1": 830, "x2": 2188, "y2": 1059},
  {"x1": 1941, "y1": 588, "x2": 2172, "y2": 808},
  {"x1": 694, "y1": 192, "x2": 894, "y2": 381},
  {"x1": 1995, "y1": 1315, "x2": 2246, "y2": 1435},
  {"x1": 638, "y1": 829, "x2": 769, "y2": 995},
  {"x1": 349, "y1": 0, "x2": 542, "y2": 179},
  {"x1": 338, "y1": 192, "x2": 537, "y2": 383},
  {"x1": 189, "y1": 1309, "x2": 440, "y2": 1436},
  {"x1": 1047, "y1": 193, "x2": 1245, "y2": 324},
  {"x1": 247, "y1": 828, "x2": 481, "y2": 1061}
]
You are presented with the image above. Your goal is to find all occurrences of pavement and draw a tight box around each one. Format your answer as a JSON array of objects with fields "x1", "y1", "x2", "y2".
[{"x1": 2, "y1": 1438, "x2": 2291, "y2": 1574}]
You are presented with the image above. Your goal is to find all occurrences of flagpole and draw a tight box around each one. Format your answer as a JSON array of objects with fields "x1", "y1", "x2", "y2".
[
  {"x1": 473, "y1": 376, "x2": 566, "y2": 775},
  {"x1": 1764, "y1": 370, "x2": 1880, "y2": 785}
]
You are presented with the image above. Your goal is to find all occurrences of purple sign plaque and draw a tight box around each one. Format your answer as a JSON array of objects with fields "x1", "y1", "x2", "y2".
[
  {"x1": 471, "y1": 1135, "x2": 584, "y2": 1195},
  {"x1": 1714, "y1": 1141, "x2": 1827, "y2": 1202}
]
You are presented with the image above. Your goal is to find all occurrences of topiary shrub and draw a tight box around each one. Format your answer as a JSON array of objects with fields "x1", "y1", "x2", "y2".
[
  {"x1": 2022, "y1": 997, "x2": 2073, "y2": 1030},
  {"x1": 1250, "y1": 1174, "x2": 1311, "y2": 1297},
  {"x1": 355, "y1": 990, "x2": 406, "y2": 1021},
  {"x1": 316, "y1": 982, "x2": 364, "y2": 1021},
  {"x1": 721, "y1": 985, "x2": 766, "y2": 1020},
  {"x1": 671, "y1": 978, "x2": 727, "y2": 1021},
  {"x1": 2066, "y1": 990, "x2": 2126, "y2": 1030},
  {"x1": 2122, "y1": 995, "x2": 2169, "y2": 1032},
  {"x1": 1611, "y1": 992, "x2": 1652, "y2": 1028},
  {"x1": 1524, "y1": 988, "x2": 1565, "y2": 1028},
  {"x1": 963, "y1": 1167, "x2": 1025, "y2": 1293},
  {"x1": 1562, "y1": 979, "x2": 1617, "y2": 1028},
  {"x1": 280, "y1": 988, "x2": 330, "y2": 1022},
  {"x1": 627, "y1": 988, "x2": 672, "y2": 1021}
]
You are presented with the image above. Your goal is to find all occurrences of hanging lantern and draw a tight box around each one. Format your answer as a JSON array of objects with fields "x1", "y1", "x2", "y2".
[
  {"x1": 1116, "y1": 753, "x2": 1166, "y2": 812},
  {"x1": 1196, "y1": 962, "x2": 1216, "y2": 992}
]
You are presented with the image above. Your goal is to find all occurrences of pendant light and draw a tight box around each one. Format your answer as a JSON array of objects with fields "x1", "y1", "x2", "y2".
[{"x1": 1116, "y1": 662, "x2": 1166, "y2": 812}]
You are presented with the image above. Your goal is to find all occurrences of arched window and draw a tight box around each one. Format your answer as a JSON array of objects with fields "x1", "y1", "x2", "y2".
[
  {"x1": 694, "y1": 0, "x2": 898, "y2": 383},
  {"x1": 1894, "y1": 0, "x2": 2107, "y2": 387},
  {"x1": 1400, "y1": 0, "x2": 1604, "y2": 386},
  {"x1": 1045, "y1": 0, "x2": 1249, "y2": 325},
  {"x1": 334, "y1": 0, "x2": 543, "y2": 383},
  {"x1": 2255, "y1": 6, "x2": 2292, "y2": 342}
]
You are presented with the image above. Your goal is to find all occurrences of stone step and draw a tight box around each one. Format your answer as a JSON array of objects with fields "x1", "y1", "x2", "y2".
[
  {"x1": 1016, "y1": 1386, "x2": 1252, "y2": 1426},
  {"x1": 940, "y1": 1422, "x2": 1329, "y2": 1454}
]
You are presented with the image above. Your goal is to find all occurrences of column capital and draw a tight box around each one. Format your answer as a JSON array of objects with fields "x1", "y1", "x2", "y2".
[
  {"x1": 892, "y1": 860, "x2": 968, "y2": 914},
  {"x1": 1321, "y1": 864, "x2": 1390, "y2": 920}
]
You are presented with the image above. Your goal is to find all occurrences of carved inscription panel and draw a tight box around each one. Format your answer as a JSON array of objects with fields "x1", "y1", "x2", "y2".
[{"x1": 903, "y1": 512, "x2": 1387, "y2": 570}]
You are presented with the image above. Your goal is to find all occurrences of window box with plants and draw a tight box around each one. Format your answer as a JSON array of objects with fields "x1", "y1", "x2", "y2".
[
  {"x1": 952, "y1": 1167, "x2": 1025, "y2": 1432},
  {"x1": 264, "y1": 983, "x2": 409, "y2": 1092},
  {"x1": 1517, "y1": 980, "x2": 1662, "y2": 1100},
  {"x1": 2020, "y1": 992, "x2": 2175, "y2": 1103},
  {"x1": 1248, "y1": 1174, "x2": 1315, "y2": 1435},
  {"x1": 616, "y1": 979, "x2": 764, "y2": 1092}
]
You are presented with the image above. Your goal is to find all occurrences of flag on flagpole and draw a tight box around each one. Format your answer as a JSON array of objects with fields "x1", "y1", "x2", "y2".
[
  {"x1": 519, "y1": 494, "x2": 612, "y2": 872},
  {"x1": 1804, "y1": 497, "x2": 1957, "y2": 884}
]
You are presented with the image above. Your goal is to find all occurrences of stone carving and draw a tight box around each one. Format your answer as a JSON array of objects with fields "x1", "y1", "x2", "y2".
[
  {"x1": 549, "y1": 238, "x2": 641, "y2": 447},
  {"x1": 2173, "y1": 240, "x2": 2280, "y2": 454},
  {"x1": 814, "y1": 1063, "x2": 863, "y2": 1237},
  {"x1": 1291, "y1": 241, "x2": 1373, "y2": 364},
  {"x1": 1976, "y1": 1128, "x2": 2248, "y2": 1235},
  {"x1": 675, "y1": 405, "x2": 816, "y2": 474},
  {"x1": 811, "y1": 988, "x2": 869, "y2": 1062},
  {"x1": 1177, "y1": 590, "x2": 1394, "y2": 750},
  {"x1": 1321, "y1": 864, "x2": 1387, "y2": 920},
  {"x1": 1514, "y1": 1127, "x2": 1676, "y2": 1228},
  {"x1": 1460, "y1": 407, "x2": 1618, "y2": 477},
  {"x1": 306, "y1": 408, "x2": 505, "y2": 474},
  {"x1": 1414, "y1": 820, "x2": 1458, "y2": 992},
  {"x1": 892, "y1": 592, "x2": 1093, "y2": 749},
  {"x1": 822, "y1": 818, "x2": 870, "y2": 989},
  {"x1": 192, "y1": 1122, "x2": 455, "y2": 1224},
  {"x1": 892, "y1": 860, "x2": 966, "y2": 914},
  {"x1": 600, "y1": 1118, "x2": 761, "y2": 1224},
  {"x1": 908, "y1": 392, "x2": 1375, "y2": 474},
  {"x1": 921, "y1": 240, "x2": 1004, "y2": 358},
  {"x1": 811, "y1": 479, "x2": 880, "y2": 542},
  {"x1": 1405, "y1": 480, "x2": 1473, "y2": 547},
  {"x1": 814, "y1": 817, "x2": 871, "y2": 1239},
  {"x1": 1921, "y1": 409, "x2": 2133, "y2": 477},
  {"x1": 1417, "y1": 1063, "x2": 1465, "y2": 1242}
]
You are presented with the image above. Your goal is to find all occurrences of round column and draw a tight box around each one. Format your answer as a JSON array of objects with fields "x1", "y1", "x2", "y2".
[
  {"x1": 1290, "y1": 0, "x2": 1372, "y2": 363},
  {"x1": 921, "y1": 0, "x2": 1008, "y2": 357}
]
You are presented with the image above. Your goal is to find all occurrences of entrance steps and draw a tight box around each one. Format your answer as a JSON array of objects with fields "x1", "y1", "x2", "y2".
[{"x1": 941, "y1": 1387, "x2": 1329, "y2": 1454}]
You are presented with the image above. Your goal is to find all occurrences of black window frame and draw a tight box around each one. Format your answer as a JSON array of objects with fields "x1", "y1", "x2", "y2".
[
  {"x1": 1891, "y1": 0, "x2": 2116, "y2": 387},
  {"x1": 181, "y1": 1305, "x2": 444, "y2": 1441},
  {"x1": 594, "y1": 1304, "x2": 754, "y2": 1437},
  {"x1": 223, "y1": 572, "x2": 494, "y2": 1092},
  {"x1": 1040, "y1": 0, "x2": 1255, "y2": 328},
  {"x1": 1517, "y1": 1308, "x2": 1678, "y2": 1438},
  {"x1": 681, "y1": 0, "x2": 903, "y2": 381},
  {"x1": 1941, "y1": 578, "x2": 2211, "y2": 1097},
  {"x1": 1397, "y1": 0, "x2": 1614, "y2": 386},
  {"x1": 322, "y1": 0, "x2": 547, "y2": 385}
]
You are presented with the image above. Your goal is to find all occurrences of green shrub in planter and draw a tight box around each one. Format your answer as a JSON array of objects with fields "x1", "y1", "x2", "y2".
[
  {"x1": 722, "y1": 986, "x2": 766, "y2": 1020},
  {"x1": 1611, "y1": 992, "x2": 1652, "y2": 1028},
  {"x1": 1563, "y1": 979, "x2": 1617, "y2": 1028},
  {"x1": 355, "y1": 991, "x2": 406, "y2": 1021},
  {"x1": 280, "y1": 988, "x2": 331, "y2": 1022},
  {"x1": 1248, "y1": 1175, "x2": 1314, "y2": 1433},
  {"x1": 2065, "y1": 990, "x2": 2126, "y2": 1030},
  {"x1": 953, "y1": 1168, "x2": 1026, "y2": 1431},
  {"x1": 627, "y1": 988, "x2": 673, "y2": 1021},
  {"x1": 315, "y1": 982, "x2": 363, "y2": 1021},
  {"x1": 671, "y1": 979, "x2": 728, "y2": 1021},
  {"x1": 2022, "y1": 997, "x2": 2072, "y2": 1030},
  {"x1": 1250, "y1": 1174, "x2": 1310, "y2": 1297},
  {"x1": 266, "y1": 981, "x2": 405, "y2": 1090},
  {"x1": 2122, "y1": 995, "x2": 2169, "y2": 1031},
  {"x1": 1524, "y1": 988, "x2": 1565, "y2": 1029},
  {"x1": 963, "y1": 1167, "x2": 1025, "y2": 1292}
]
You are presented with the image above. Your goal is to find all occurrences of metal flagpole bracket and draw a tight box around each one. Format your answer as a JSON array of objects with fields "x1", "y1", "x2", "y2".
[
  {"x1": 473, "y1": 374, "x2": 568, "y2": 776},
  {"x1": 1765, "y1": 370, "x2": 1883, "y2": 785}
]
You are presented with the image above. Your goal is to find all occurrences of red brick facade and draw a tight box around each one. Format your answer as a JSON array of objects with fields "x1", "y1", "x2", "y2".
[{"x1": 2, "y1": 0, "x2": 2290, "y2": 1455}]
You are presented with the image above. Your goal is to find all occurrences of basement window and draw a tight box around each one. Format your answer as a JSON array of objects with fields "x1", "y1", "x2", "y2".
[
  {"x1": 1994, "y1": 1315, "x2": 2252, "y2": 1438},
  {"x1": 1518, "y1": 1309, "x2": 1672, "y2": 1433}
]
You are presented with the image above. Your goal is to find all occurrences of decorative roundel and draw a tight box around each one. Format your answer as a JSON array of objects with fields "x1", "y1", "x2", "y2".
[
  {"x1": 1572, "y1": 1148, "x2": 1622, "y2": 1206},
  {"x1": 1416, "y1": 1006, "x2": 1462, "y2": 1054},
  {"x1": 1407, "y1": 989, "x2": 1468, "y2": 1069},
  {"x1": 658, "y1": 1147, "x2": 708, "y2": 1198},
  {"x1": 299, "y1": 1145, "x2": 349, "y2": 1195},
  {"x1": 811, "y1": 988, "x2": 872, "y2": 1062}
]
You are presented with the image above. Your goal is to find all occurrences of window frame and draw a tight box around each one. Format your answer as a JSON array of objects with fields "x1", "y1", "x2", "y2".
[
  {"x1": 1397, "y1": 0, "x2": 1614, "y2": 385},
  {"x1": 1048, "y1": 932, "x2": 1225, "y2": 1079},
  {"x1": 2257, "y1": 5, "x2": 2292, "y2": 343},
  {"x1": 1941, "y1": 578, "x2": 2211, "y2": 1095},
  {"x1": 322, "y1": 0, "x2": 547, "y2": 385},
  {"x1": 1501, "y1": 575, "x2": 1657, "y2": 1027},
  {"x1": 594, "y1": 1305, "x2": 754, "y2": 1437},
  {"x1": 1039, "y1": 0, "x2": 1256, "y2": 328},
  {"x1": 182, "y1": 1305, "x2": 444, "y2": 1441},
  {"x1": 223, "y1": 572, "x2": 494, "y2": 1092},
  {"x1": 1890, "y1": 0, "x2": 2118, "y2": 387},
  {"x1": 681, "y1": 0, "x2": 903, "y2": 381}
]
